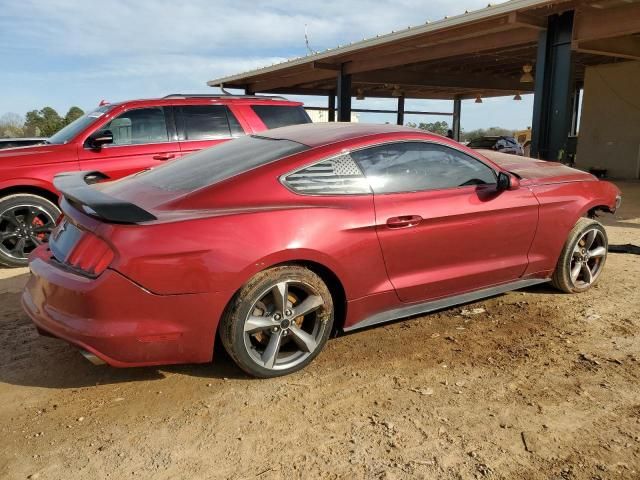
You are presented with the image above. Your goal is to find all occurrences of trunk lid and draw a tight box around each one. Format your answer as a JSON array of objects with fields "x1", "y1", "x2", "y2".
[{"x1": 53, "y1": 171, "x2": 157, "y2": 223}]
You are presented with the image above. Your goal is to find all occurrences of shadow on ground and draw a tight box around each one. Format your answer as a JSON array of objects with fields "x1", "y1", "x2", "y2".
[
  {"x1": 0, "y1": 272, "x2": 566, "y2": 390},
  {"x1": 0, "y1": 288, "x2": 248, "y2": 390}
]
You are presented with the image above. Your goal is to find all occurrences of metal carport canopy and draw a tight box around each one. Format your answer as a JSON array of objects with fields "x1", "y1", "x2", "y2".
[
  {"x1": 207, "y1": 0, "x2": 638, "y2": 100},
  {"x1": 208, "y1": 0, "x2": 640, "y2": 159}
]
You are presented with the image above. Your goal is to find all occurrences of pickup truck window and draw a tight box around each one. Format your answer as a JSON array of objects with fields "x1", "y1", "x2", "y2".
[
  {"x1": 177, "y1": 105, "x2": 244, "y2": 140},
  {"x1": 96, "y1": 107, "x2": 169, "y2": 146}
]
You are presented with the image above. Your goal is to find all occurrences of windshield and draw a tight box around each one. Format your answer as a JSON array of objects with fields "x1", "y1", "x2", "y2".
[
  {"x1": 125, "y1": 135, "x2": 309, "y2": 192},
  {"x1": 47, "y1": 105, "x2": 114, "y2": 144}
]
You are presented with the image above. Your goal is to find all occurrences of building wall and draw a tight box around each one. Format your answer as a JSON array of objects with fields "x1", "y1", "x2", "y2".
[{"x1": 577, "y1": 61, "x2": 640, "y2": 179}]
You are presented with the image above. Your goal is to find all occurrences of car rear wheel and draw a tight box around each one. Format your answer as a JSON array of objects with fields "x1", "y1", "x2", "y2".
[
  {"x1": 552, "y1": 218, "x2": 608, "y2": 293},
  {"x1": 0, "y1": 194, "x2": 60, "y2": 268},
  {"x1": 219, "y1": 266, "x2": 334, "y2": 378}
]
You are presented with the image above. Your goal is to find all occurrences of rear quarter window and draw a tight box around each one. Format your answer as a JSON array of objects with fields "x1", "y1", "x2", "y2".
[{"x1": 251, "y1": 105, "x2": 312, "y2": 129}]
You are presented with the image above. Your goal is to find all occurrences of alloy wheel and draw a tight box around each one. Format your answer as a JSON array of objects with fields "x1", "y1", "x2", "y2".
[
  {"x1": 0, "y1": 205, "x2": 56, "y2": 261},
  {"x1": 242, "y1": 280, "x2": 328, "y2": 371},
  {"x1": 570, "y1": 228, "x2": 607, "y2": 288}
]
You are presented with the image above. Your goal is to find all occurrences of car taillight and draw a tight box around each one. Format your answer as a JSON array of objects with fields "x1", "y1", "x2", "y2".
[{"x1": 65, "y1": 232, "x2": 114, "y2": 276}]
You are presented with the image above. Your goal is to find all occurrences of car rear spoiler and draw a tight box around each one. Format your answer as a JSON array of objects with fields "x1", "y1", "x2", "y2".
[{"x1": 53, "y1": 171, "x2": 157, "y2": 223}]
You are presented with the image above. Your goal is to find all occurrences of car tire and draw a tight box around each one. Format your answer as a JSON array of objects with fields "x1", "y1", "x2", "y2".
[
  {"x1": 551, "y1": 217, "x2": 608, "y2": 293},
  {"x1": 219, "y1": 265, "x2": 334, "y2": 378},
  {"x1": 0, "y1": 194, "x2": 60, "y2": 268}
]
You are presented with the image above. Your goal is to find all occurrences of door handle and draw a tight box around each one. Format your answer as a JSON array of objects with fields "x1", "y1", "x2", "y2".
[
  {"x1": 153, "y1": 153, "x2": 175, "y2": 161},
  {"x1": 386, "y1": 215, "x2": 423, "y2": 229}
]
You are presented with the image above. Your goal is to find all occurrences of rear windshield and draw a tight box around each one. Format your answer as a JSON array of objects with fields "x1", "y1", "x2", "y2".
[
  {"x1": 251, "y1": 105, "x2": 311, "y2": 129},
  {"x1": 467, "y1": 138, "x2": 497, "y2": 149},
  {"x1": 128, "y1": 135, "x2": 308, "y2": 191}
]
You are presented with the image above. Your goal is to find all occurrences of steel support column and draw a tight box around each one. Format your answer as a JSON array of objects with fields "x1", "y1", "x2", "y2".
[
  {"x1": 337, "y1": 66, "x2": 352, "y2": 122},
  {"x1": 396, "y1": 95, "x2": 405, "y2": 125},
  {"x1": 328, "y1": 93, "x2": 336, "y2": 122},
  {"x1": 531, "y1": 11, "x2": 575, "y2": 161},
  {"x1": 452, "y1": 97, "x2": 461, "y2": 141}
]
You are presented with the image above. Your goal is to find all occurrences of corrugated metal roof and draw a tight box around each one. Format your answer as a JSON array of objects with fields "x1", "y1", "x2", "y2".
[{"x1": 207, "y1": 0, "x2": 560, "y2": 86}]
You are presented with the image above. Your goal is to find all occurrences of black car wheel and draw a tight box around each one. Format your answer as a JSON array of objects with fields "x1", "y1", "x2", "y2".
[{"x1": 0, "y1": 194, "x2": 60, "y2": 268}]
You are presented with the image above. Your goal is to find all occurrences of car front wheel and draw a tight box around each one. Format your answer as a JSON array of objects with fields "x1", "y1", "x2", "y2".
[
  {"x1": 219, "y1": 266, "x2": 334, "y2": 378},
  {"x1": 0, "y1": 194, "x2": 60, "y2": 268},
  {"x1": 552, "y1": 217, "x2": 608, "y2": 293}
]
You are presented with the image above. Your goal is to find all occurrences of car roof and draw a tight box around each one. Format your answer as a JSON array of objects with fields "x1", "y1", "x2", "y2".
[
  {"x1": 98, "y1": 95, "x2": 303, "y2": 110},
  {"x1": 257, "y1": 122, "x2": 434, "y2": 148}
]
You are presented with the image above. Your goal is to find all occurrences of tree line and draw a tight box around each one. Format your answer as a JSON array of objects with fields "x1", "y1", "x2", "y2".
[
  {"x1": 405, "y1": 121, "x2": 517, "y2": 141},
  {"x1": 0, "y1": 106, "x2": 85, "y2": 138}
]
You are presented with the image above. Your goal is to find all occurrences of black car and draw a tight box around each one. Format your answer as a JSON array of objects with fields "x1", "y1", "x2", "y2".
[
  {"x1": 0, "y1": 138, "x2": 47, "y2": 150},
  {"x1": 467, "y1": 136, "x2": 524, "y2": 156}
]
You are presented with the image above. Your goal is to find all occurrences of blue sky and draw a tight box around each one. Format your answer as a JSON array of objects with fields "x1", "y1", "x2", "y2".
[{"x1": 0, "y1": 0, "x2": 534, "y2": 132}]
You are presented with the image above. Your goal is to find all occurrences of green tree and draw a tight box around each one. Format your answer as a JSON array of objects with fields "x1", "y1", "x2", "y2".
[
  {"x1": 23, "y1": 110, "x2": 41, "y2": 136},
  {"x1": 0, "y1": 113, "x2": 25, "y2": 138},
  {"x1": 64, "y1": 106, "x2": 84, "y2": 125},
  {"x1": 406, "y1": 120, "x2": 449, "y2": 136},
  {"x1": 22, "y1": 106, "x2": 85, "y2": 136},
  {"x1": 24, "y1": 107, "x2": 64, "y2": 137},
  {"x1": 39, "y1": 107, "x2": 64, "y2": 136}
]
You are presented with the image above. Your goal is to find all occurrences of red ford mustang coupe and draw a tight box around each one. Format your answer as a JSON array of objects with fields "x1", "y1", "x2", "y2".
[{"x1": 22, "y1": 123, "x2": 621, "y2": 378}]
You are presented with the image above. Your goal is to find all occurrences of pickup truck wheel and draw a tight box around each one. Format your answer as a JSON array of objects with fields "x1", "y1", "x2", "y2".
[
  {"x1": 552, "y1": 218, "x2": 608, "y2": 293},
  {"x1": 0, "y1": 194, "x2": 60, "y2": 268}
]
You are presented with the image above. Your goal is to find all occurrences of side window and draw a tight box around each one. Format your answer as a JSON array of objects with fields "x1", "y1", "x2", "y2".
[
  {"x1": 97, "y1": 107, "x2": 169, "y2": 146},
  {"x1": 227, "y1": 110, "x2": 244, "y2": 137},
  {"x1": 352, "y1": 142, "x2": 496, "y2": 194},
  {"x1": 251, "y1": 105, "x2": 311, "y2": 129},
  {"x1": 179, "y1": 105, "x2": 242, "y2": 140},
  {"x1": 282, "y1": 153, "x2": 371, "y2": 195}
]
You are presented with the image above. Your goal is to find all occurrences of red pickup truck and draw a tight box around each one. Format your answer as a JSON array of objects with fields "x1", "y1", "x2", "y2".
[{"x1": 0, "y1": 94, "x2": 311, "y2": 266}]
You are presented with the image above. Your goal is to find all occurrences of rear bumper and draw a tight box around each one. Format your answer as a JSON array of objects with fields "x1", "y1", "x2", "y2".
[{"x1": 22, "y1": 247, "x2": 225, "y2": 367}]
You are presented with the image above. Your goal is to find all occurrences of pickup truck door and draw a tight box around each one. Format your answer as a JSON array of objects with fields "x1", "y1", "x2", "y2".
[{"x1": 78, "y1": 106, "x2": 181, "y2": 180}]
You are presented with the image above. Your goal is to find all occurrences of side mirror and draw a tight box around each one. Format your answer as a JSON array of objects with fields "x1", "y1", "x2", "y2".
[
  {"x1": 497, "y1": 171, "x2": 520, "y2": 191},
  {"x1": 88, "y1": 130, "x2": 114, "y2": 149}
]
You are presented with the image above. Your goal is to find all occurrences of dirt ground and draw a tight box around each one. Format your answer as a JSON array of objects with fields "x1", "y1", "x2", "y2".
[{"x1": 0, "y1": 184, "x2": 639, "y2": 480}]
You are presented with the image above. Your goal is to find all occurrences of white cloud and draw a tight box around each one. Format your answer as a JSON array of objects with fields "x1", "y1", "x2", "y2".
[
  {"x1": 1, "y1": 0, "x2": 504, "y2": 57},
  {"x1": 0, "y1": 0, "x2": 534, "y2": 130}
]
